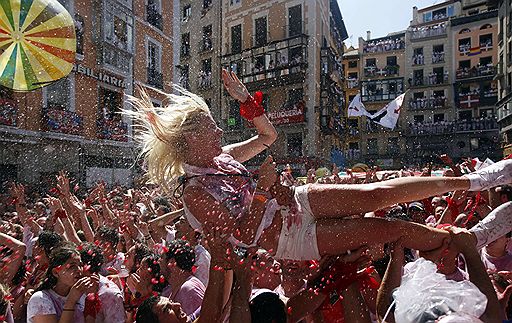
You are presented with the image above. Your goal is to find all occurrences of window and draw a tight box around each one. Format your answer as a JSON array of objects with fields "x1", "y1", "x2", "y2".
[
  {"x1": 348, "y1": 72, "x2": 358, "y2": 79},
  {"x1": 99, "y1": 87, "x2": 122, "y2": 120},
  {"x1": 480, "y1": 34, "x2": 493, "y2": 49},
  {"x1": 434, "y1": 113, "x2": 445, "y2": 122},
  {"x1": 348, "y1": 60, "x2": 358, "y2": 68},
  {"x1": 348, "y1": 142, "x2": 359, "y2": 150},
  {"x1": 459, "y1": 60, "x2": 470, "y2": 69},
  {"x1": 458, "y1": 38, "x2": 471, "y2": 53},
  {"x1": 46, "y1": 77, "x2": 71, "y2": 110},
  {"x1": 181, "y1": 33, "x2": 190, "y2": 58},
  {"x1": 199, "y1": 58, "x2": 212, "y2": 89},
  {"x1": 231, "y1": 24, "x2": 242, "y2": 54},
  {"x1": 423, "y1": 12, "x2": 432, "y2": 23},
  {"x1": 480, "y1": 108, "x2": 493, "y2": 118},
  {"x1": 366, "y1": 58, "x2": 376, "y2": 67},
  {"x1": 361, "y1": 79, "x2": 404, "y2": 102},
  {"x1": 386, "y1": 56, "x2": 397, "y2": 66},
  {"x1": 433, "y1": 90, "x2": 445, "y2": 97},
  {"x1": 182, "y1": 5, "x2": 191, "y2": 21},
  {"x1": 413, "y1": 92, "x2": 425, "y2": 99},
  {"x1": 459, "y1": 110, "x2": 472, "y2": 121},
  {"x1": 367, "y1": 138, "x2": 378, "y2": 154},
  {"x1": 447, "y1": 5, "x2": 455, "y2": 17},
  {"x1": 203, "y1": 0, "x2": 212, "y2": 10},
  {"x1": 432, "y1": 44, "x2": 444, "y2": 63},
  {"x1": 146, "y1": 0, "x2": 163, "y2": 30},
  {"x1": 414, "y1": 115, "x2": 425, "y2": 123},
  {"x1": 202, "y1": 25, "x2": 213, "y2": 51},
  {"x1": 179, "y1": 64, "x2": 189, "y2": 90},
  {"x1": 147, "y1": 40, "x2": 161, "y2": 72},
  {"x1": 75, "y1": 14, "x2": 84, "y2": 56},
  {"x1": 230, "y1": 0, "x2": 241, "y2": 5},
  {"x1": 288, "y1": 4, "x2": 302, "y2": 37},
  {"x1": 433, "y1": 67, "x2": 444, "y2": 84},
  {"x1": 287, "y1": 133, "x2": 303, "y2": 157},
  {"x1": 480, "y1": 56, "x2": 492, "y2": 66},
  {"x1": 105, "y1": 8, "x2": 133, "y2": 52},
  {"x1": 147, "y1": 40, "x2": 162, "y2": 88},
  {"x1": 254, "y1": 16, "x2": 268, "y2": 47},
  {"x1": 432, "y1": 8, "x2": 447, "y2": 20},
  {"x1": 388, "y1": 137, "x2": 400, "y2": 154},
  {"x1": 413, "y1": 70, "x2": 424, "y2": 86}
]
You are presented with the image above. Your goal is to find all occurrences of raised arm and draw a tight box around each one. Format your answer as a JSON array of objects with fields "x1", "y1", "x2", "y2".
[
  {"x1": 221, "y1": 69, "x2": 277, "y2": 163},
  {"x1": 376, "y1": 240, "x2": 405, "y2": 323}
]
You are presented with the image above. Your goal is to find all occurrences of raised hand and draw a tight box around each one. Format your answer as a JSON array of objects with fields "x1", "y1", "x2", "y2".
[
  {"x1": 222, "y1": 68, "x2": 249, "y2": 102},
  {"x1": 257, "y1": 156, "x2": 278, "y2": 191}
]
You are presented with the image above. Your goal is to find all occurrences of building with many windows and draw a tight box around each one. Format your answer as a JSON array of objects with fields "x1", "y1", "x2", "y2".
[
  {"x1": 0, "y1": 0, "x2": 174, "y2": 189},
  {"x1": 220, "y1": 0, "x2": 347, "y2": 175},
  {"x1": 342, "y1": 46, "x2": 362, "y2": 164},
  {"x1": 175, "y1": 0, "x2": 222, "y2": 120},
  {"x1": 490, "y1": 0, "x2": 512, "y2": 157},
  {"x1": 358, "y1": 31, "x2": 406, "y2": 168}
]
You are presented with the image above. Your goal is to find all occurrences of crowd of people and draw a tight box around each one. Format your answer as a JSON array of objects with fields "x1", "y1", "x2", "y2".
[
  {"x1": 408, "y1": 116, "x2": 498, "y2": 135},
  {"x1": 1, "y1": 69, "x2": 512, "y2": 323},
  {"x1": 362, "y1": 38, "x2": 405, "y2": 54}
]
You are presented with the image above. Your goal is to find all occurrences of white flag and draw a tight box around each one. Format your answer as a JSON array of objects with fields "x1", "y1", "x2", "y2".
[
  {"x1": 347, "y1": 94, "x2": 371, "y2": 117},
  {"x1": 369, "y1": 93, "x2": 405, "y2": 130}
]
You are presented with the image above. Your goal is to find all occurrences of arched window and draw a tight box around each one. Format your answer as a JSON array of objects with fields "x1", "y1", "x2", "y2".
[
  {"x1": 459, "y1": 28, "x2": 471, "y2": 34},
  {"x1": 480, "y1": 24, "x2": 492, "y2": 30}
]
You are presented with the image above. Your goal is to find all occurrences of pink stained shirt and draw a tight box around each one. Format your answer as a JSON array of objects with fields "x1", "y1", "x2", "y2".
[{"x1": 170, "y1": 275, "x2": 205, "y2": 316}]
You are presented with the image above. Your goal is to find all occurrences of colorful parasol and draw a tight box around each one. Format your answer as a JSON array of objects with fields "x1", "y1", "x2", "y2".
[{"x1": 0, "y1": 0, "x2": 76, "y2": 91}]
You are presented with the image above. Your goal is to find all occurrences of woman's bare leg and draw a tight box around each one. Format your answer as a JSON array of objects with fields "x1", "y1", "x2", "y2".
[
  {"x1": 315, "y1": 218, "x2": 450, "y2": 255},
  {"x1": 308, "y1": 177, "x2": 470, "y2": 219}
]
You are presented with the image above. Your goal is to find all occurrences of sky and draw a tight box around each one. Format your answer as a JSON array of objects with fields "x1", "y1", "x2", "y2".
[{"x1": 339, "y1": 0, "x2": 445, "y2": 47}]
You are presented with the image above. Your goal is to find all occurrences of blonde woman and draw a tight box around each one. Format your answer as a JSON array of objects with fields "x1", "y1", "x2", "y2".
[{"x1": 127, "y1": 69, "x2": 512, "y2": 261}]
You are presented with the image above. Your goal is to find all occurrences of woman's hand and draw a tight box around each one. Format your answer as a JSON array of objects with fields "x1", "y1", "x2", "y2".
[
  {"x1": 222, "y1": 68, "x2": 249, "y2": 103},
  {"x1": 257, "y1": 156, "x2": 278, "y2": 191},
  {"x1": 68, "y1": 276, "x2": 99, "y2": 303}
]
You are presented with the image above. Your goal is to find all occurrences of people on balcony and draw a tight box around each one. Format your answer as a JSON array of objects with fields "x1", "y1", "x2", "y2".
[
  {"x1": 432, "y1": 51, "x2": 445, "y2": 63},
  {"x1": 409, "y1": 116, "x2": 497, "y2": 135},
  {"x1": 363, "y1": 38, "x2": 405, "y2": 54},
  {"x1": 413, "y1": 54, "x2": 424, "y2": 65},
  {"x1": 198, "y1": 71, "x2": 212, "y2": 89},
  {"x1": 411, "y1": 22, "x2": 446, "y2": 39},
  {"x1": 456, "y1": 63, "x2": 495, "y2": 79}
]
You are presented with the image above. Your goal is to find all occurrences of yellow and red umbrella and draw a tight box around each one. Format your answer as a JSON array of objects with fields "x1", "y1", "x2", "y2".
[{"x1": 0, "y1": 0, "x2": 76, "y2": 91}]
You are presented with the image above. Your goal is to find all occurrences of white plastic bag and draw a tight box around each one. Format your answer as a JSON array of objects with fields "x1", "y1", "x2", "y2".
[{"x1": 393, "y1": 258, "x2": 487, "y2": 323}]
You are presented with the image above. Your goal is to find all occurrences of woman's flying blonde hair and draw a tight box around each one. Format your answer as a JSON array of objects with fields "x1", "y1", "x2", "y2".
[{"x1": 124, "y1": 85, "x2": 210, "y2": 193}]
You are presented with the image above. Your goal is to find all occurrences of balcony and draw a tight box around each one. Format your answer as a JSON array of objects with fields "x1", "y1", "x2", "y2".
[
  {"x1": 364, "y1": 65, "x2": 399, "y2": 78},
  {"x1": 362, "y1": 37, "x2": 405, "y2": 54},
  {"x1": 147, "y1": 67, "x2": 163, "y2": 89},
  {"x1": 146, "y1": 4, "x2": 163, "y2": 31},
  {"x1": 180, "y1": 46, "x2": 190, "y2": 59},
  {"x1": 410, "y1": 23, "x2": 447, "y2": 40},
  {"x1": 410, "y1": 73, "x2": 449, "y2": 88},
  {"x1": 43, "y1": 107, "x2": 83, "y2": 136},
  {"x1": 407, "y1": 118, "x2": 498, "y2": 136},
  {"x1": 432, "y1": 52, "x2": 445, "y2": 64},
  {"x1": 412, "y1": 55, "x2": 425, "y2": 66},
  {"x1": 199, "y1": 38, "x2": 213, "y2": 53},
  {"x1": 346, "y1": 78, "x2": 359, "y2": 89},
  {"x1": 455, "y1": 65, "x2": 496, "y2": 80},
  {"x1": 457, "y1": 88, "x2": 498, "y2": 107},
  {"x1": 223, "y1": 34, "x2": 309, "y2": 91},
  {"x1": 345, "y1": 149, "x2": 361, "y2": 161},
  {"x1": 0, "y1": 98, "x2": 17, "y2": 127},
  {"x1": 197, "y1": 71, "x2": 212, "y2": 90},
  {"x1": 408, "y1": 97, "x2": 447, "y2": 110},
  {"x1": 97, "y1": 117, "x2": 128, "y2": 142}
]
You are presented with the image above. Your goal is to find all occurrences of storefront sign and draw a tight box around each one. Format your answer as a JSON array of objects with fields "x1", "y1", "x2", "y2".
[
  {"x1": 267, "y1": 101, "x2": 305, "y2": 125},
  {"x1": 73, "y1": 64, "x2": 127, "y2": 88}
]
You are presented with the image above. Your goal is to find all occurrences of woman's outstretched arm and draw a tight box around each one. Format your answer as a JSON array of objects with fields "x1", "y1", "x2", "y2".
[{"x1": 221, "y1": 69, "x2": 277, "y2": 163}]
